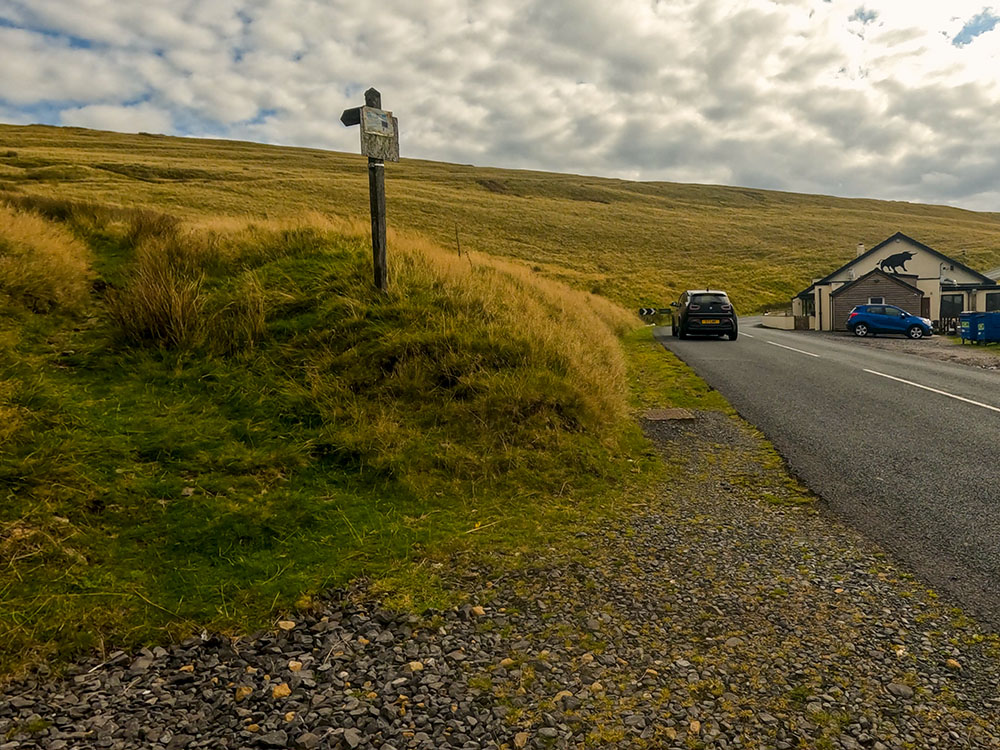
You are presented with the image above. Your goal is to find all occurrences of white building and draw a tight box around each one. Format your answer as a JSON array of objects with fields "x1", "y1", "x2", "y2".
[{"x1": 791, "y1": 232, "x2": 999, "y2": 332}]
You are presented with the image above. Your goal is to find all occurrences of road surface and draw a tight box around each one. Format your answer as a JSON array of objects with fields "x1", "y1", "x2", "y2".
[{"x1": 656, "y1": 318, "x2": 1000, "y2": 626}]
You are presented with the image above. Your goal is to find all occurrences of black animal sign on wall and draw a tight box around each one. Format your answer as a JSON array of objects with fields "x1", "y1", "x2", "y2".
[{"x1": 878, "y1": 250, "x2": 915, "y2": 273}]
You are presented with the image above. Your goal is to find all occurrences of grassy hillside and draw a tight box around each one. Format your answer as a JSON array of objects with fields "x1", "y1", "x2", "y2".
[
  {"x1": 0, "y1": 192, "x2": 744, "y2": 676},
  {"x1": 3, "y1": 124, "x2": 1000, "y2": 312}
]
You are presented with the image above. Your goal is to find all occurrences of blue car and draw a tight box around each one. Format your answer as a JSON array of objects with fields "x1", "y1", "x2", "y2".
[{"x1": 846, "y1": 304, "x2": 933, "y2": 339}]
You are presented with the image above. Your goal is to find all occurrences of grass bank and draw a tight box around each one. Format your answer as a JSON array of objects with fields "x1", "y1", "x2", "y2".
[{"x1": 0, "y1": 197, "x2": 723, "y2": 679}]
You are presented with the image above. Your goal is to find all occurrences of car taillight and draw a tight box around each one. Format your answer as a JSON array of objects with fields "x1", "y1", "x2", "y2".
[
  {"x1": 689, "y1": 304, "x2": 700, "y2": 310},
  {"x1": 849, "y1": 312, "x2": 858, "y2": 319},
  {"x1": 721, "y1": 304, "x2": 731, "y2": 311}
]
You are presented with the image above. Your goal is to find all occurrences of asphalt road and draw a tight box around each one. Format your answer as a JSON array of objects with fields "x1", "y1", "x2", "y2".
[{"x1": 656, "y1": 318, "x2": 1000, "y2": 626}]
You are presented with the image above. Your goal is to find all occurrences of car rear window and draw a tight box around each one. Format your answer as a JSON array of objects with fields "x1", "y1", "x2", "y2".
[{"x1": 690, "y1": 294, "x2": 729, "y2": 305}]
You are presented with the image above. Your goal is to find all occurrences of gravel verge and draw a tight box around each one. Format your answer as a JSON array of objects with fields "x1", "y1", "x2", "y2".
[
  {"x1": 3, "y1": 413, "x2": 999, "y2": 749},
  {"x1": 827, "y1": 332, "x2": 1000, "y2": 370}
]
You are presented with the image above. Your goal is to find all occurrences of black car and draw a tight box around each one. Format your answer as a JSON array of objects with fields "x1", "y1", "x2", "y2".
[{"x1": 671, "y1": 289, "x2": 738, "y2": 340}]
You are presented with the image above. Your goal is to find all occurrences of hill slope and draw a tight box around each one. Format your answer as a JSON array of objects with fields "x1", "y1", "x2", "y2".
[
  {"x1": 3, "y1": 124, "x2": 1000, "y2": 311},
  {"x1": 5, "y1": 199, "x2": 730, "y2": 675}
]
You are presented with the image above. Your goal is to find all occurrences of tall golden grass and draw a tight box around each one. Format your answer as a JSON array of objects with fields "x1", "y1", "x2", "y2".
[
  {"x1": 106, "y1": 236, "x2": 206, "y2": 349},
  {"x1": 106, "y1": 213, "x2": 632, "y2": 429},
  {"x1": 106, "y1": 215, "x2": 323, "y2": 350},
  {"x1": 389, "y1": 231, "x2": 634, "y2": 428},
  {"x1": 99, "y1": 210, "x2": 633, "y2": 465},
  {"x1": 0, "y1": 205, "x2": 93, "y2": 311}
]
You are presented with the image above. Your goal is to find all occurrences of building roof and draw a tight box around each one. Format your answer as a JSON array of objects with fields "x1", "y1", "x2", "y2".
[
  {"x1": 795, "y1": 232, "x2": 997, "y2": 297},
  {"x1": 795, "y1": 284, "x2": 816, "y2": 300},
  {"x1": 829, "y1": 268, "x2": 923, "y2": 298}
]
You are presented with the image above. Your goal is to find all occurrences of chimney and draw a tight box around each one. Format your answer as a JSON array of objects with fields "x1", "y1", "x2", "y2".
[{"x1": 856, "y1": 243, "x2": 865, "y2": 257}]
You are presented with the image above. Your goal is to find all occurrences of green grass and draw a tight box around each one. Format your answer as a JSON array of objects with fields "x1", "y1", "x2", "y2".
[
  {"x1": 3, "y1": 124, "x2": 1000, "y2": 313},
  {"x1": 624, "y1": 327, "x2": 732, "y2": 413},
  {"x1": 1, "y1": 203, "x2": 718, "y2": 678}
]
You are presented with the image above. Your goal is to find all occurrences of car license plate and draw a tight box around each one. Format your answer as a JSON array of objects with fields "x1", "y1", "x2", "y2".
[{"x1": 702, "y1": 319, "x2": 720, "y2": 324}]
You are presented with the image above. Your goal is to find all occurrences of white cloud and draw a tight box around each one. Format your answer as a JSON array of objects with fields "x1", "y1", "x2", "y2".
[
  {"x1": 0, "y1": 27, "x2": 146, "y2": 104},
  {"x1": 60, "y1": 103, "x2": 173, "y2": 134},
  {"x1": 1, "y1": 0, "x2": 1000, "y2": 209}
]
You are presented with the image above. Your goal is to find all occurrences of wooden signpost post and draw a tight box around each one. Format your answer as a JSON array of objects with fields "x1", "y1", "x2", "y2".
[{"x1": 341, "y1": 88, "x2": 399, "y2": 291}]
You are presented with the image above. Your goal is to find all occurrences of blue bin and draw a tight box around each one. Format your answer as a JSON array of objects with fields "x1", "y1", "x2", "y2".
[
  {"x1": 959, "y1": 312, "x2": 980, "y2": 343},
  {"x1": 977, "y1": 312, "x2": 1000, "y2": 344}
]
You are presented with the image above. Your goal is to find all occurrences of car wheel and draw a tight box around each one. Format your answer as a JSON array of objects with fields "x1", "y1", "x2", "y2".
[
  {"x1": 907, "y1": 325, "x2": 925, "y2": 339},
  {"x1": 728, "y1": 330, "x2": 738, "y2": 340},
  {"x1": 853, "y1": 323, "x2": 870, "y2": 337},
  {"x1": 678, "y1": 325, "x2": 688, "y2": 340},
  {"x1": 671, "y1": 320, "x2": 678, "y2": 337}
]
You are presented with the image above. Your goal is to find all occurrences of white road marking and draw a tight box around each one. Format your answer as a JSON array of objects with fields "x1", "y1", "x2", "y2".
[
  {"x1": 864, "y1": 369, "x2": 1000, "y2": 414},
  {"x1": 741, "y1": 332, "x2": 755, "y2": 338},
  {"x1": 766, "y1": 341, "x2": 820, "y2": 358}
]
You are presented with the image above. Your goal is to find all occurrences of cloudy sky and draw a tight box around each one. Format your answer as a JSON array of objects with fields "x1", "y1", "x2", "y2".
[{"x1": 2, "y1": 0, "x2": 1000, "y2": 211}]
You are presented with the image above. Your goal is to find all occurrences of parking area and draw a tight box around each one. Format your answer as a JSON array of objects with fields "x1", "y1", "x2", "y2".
[{"x1": 828, "y1": 330, "x2": 1000, "y2": 369}]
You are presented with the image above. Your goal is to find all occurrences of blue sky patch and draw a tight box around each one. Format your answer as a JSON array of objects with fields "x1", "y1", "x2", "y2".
[
  {"x1": 0, "y1": 98, "x2": 78, "y2": 124},
  {"x1": 953, "y1": 9, "x2": 1000, "y2": 46},
  {"x1": 243, "y1": 109, "x2": 278, "y2": 126},
  {"x1": 0, "y1": 17, "x2": 94, "y2": 49},
  {"x1": 169, "y1": 110, "x2": 228, "y2": 139},
  {"x1": 849, "y1": 7, "x2": 878, "y2": 25}
]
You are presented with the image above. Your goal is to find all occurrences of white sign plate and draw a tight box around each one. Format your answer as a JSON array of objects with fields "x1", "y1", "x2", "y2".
[{"x1": 360, "y1": 107, "x2": 399, "y2": 161}]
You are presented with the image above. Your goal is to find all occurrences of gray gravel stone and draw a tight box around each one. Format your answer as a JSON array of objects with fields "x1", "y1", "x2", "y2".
[
  {"x1": 257, "y1": 730, "x2": 287, "y2": 747},
  {"x1": 2, "y1": 413, "x2": 1000, "y2": 749},
  {"x1": 886, "y1": 683, "x2": 915, "y2": 699}
]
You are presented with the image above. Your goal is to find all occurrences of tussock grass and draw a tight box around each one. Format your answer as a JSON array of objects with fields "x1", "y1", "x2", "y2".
[
  {"x1": 0, "y1": 192, "x2": 123, "y2": 230},
  {"x1": 0, "y1": 205, "x2": 93, "y2": 311},
  {"x1": 106, "y1": 238, "x2": 205, "y2": 348},
  {"x1": 105, "y1": 218, "x2": 366, "y2": 350},
  {"x1": 124, "y1": 209, "x2": 182, "y2": 247}
]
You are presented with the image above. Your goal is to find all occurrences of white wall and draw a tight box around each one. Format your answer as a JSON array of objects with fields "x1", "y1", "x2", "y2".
[{"x1": 760, "y1": 315, "x2": 795, "y2": 330}]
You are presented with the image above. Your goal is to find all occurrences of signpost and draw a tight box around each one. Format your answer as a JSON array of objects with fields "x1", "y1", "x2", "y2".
[
  {"x1": 341, "y1": 88, "x2": 399, "y2": 291},
  {"x1": 638, "y1": 307, "x2": 671, "y2": 316}
]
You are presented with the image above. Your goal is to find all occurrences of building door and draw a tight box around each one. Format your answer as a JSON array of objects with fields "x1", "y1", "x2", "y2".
[
  {"x1": 921, "y1": 298, "x2": 930, "y2": 318},
  {"x1": 940, "y1": 293, "x2": 964, "y2": 334}
]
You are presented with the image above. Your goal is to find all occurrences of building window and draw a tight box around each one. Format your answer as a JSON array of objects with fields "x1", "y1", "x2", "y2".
[
  {"x1": 940, "y1": 293, "x2": 964, "y2": 318},
  {"x1": 868, "y1": 296, "x2": 884, "y2": 304},
  {"x1": 987, "y1": 293, "x2": 1000, "y2": 312}
]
